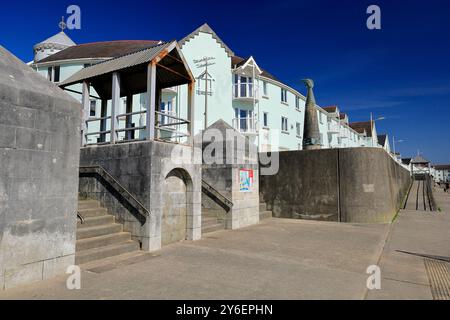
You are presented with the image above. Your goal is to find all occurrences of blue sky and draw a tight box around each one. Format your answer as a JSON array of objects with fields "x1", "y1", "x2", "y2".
[{"x1": 1, "y1": 0, "x2": 449, "y2": 162}]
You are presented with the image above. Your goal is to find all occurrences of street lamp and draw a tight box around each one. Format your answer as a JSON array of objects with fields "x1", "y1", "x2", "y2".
[
  {"x1": 392, "y1": 136, "x2": 405, "y2": 156},
  {"x1": 370, "y1": 113, "x2": 386, "y2": 146}
]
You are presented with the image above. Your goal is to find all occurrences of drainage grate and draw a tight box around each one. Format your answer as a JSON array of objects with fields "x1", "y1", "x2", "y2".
[{"x1": 424, "y1": 258, "x2": 450, "y2": 300}]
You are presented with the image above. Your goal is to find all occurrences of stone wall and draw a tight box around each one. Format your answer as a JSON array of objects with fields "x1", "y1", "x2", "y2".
[
  {"x1": 260, "y1": 148, "x2": 411, "y2": 223},
  {"x1": 79, "y1": 141, "x2": 201, "y2": 251},
  {"x1": 0, "y1": 46, "x2": 81, "y2": 290}
]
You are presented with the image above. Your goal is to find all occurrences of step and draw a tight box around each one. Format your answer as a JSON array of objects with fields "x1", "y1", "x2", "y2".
[
  {"x1": 77, "y1": 224, "x2": 123, "y2": 240},
  {"x1": 77, "y1": 207, "x2": 109, "y2": 218},
  {"x1": 202, "y1": 209, "x2": 224, "y2": 218},
  {"x1": 81, "y1": 251, "x2": 156, "y2": 274},
  {"x1": 202, "y1": 217, "x2": 220, "y2": 228},
  {"x1": 75, "y1": 241, "x2": 140, "y2": 265},
  {"x1": 76, "y1": 232, "x2": 131, "y2": 252},
  {"x1": 202, "y1": 223, "x2": 225, "y2": 234},
  {"x1": 78, "y1": 200, "x2": 101, "y2": 210},
  {"x1": 77, "y1": 215, "x2": 115, "y2": 228},
  {"x1": 260, "y1": 211, "x2": 273, "y2": 220},
  {"x1": 260, "y1": 203, "x2": 267, "y2": 212}
]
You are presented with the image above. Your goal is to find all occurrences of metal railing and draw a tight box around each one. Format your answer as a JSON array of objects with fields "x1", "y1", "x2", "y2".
[
  {"x1": 201, "y1": 180, "x2": 233, "y2": 212},
  {"x1": 79, "y1": 165, "x2": 150, "y2": 225},
  {"x1": 83, "y1": 109, "x2": 190, "y2": 146},
  {"x1": 232, "y1": 117, "x2": 257, "y2": 134},
  {"x1": 233, "y1": 83, "x2": 259, "y2": 100}
]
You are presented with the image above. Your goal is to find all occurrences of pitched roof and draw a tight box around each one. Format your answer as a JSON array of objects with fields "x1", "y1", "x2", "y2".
[
  {"x1": 231, "y1": 55, "x2": 281, "y2": 83},
  {"x1": 34, "y1": 31, "x2": 76, "y2": 48},
  {"x1": 433, "y1": 164, "x2": 450, "y2": 170},
  {"x1": 411, "y1": 155, "x2": 430, "y2": 164},
  {"x1": 60, "y1": 41, "x2": 173, "y2": 87},
  {"x1": 349, "y1": 121, "x2": 373, "y2": 137},
  {"x1": 37, "y1": 40, "x2": 162, "y2": 63},
  {"x1": 322, "y1": 106, "x2": 338, "y2": 113},
  {"x1": 339, "y1": 113, "x2": 348, "y2": 120},
  {"x1": 179, "y1": 23, "x2": 234, "y2": 58},
  {"x1": 377, "y1": 134, "x2": 387, "y2": 146}
]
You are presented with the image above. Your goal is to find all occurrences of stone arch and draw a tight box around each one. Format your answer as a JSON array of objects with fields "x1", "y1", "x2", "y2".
[{"x1": 161, "y1": 168, "x2": 194, "y2": 246}]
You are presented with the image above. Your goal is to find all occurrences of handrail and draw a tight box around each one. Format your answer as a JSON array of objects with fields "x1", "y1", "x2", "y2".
[
  {"x1": 201, "y1": 180, "x2": 233, "y2": 212},
  {"x1": 79, "y1": 165, "x2": 150, "y2": 224}
]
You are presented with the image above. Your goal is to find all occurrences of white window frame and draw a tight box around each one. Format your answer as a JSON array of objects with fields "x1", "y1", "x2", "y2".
[
  {"x1": 281, "y1": 117, "x2": 288, "y2": 133},
  {"x1": 263, "y1": 112, "x2": 269, "y2": 128},
  {"x1": 296, "y1": 122, "x2": 301, "y2": 137},
  {"x1": 263, "y1": 81, "x2": 268, "y2": 97},
  {"x1": 281, "y1": 88, "x2": 288, "y2": 104}
]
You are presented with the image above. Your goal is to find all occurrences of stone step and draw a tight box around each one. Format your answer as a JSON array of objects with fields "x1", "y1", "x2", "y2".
[
  {"x1": 78, "y1": 200, "x2": 101, "y2": 210},
  {"x1": 77, "y1": 207, "x2": 109, "y2": 218},
  {"x1": 81, "y1": 251, "x2": 156, "y2": 273},
  {"x1": 202, "y1": 209, "x2": 224, "y2": 218},
  {"x1": 75, "y1": 241, "x2": 140, "y2": 265},
  {"x1": 76, "y1": 223, "x2": 123, "y2": 240},
  {"x1": 202, "y1": 217, "x2": 220, "y2": 228},
  {"x1": 260, "y1": 211, "x2": 273, "y2": 220},
  {"x1": 260, "y1": 203, "x2": 267, "y2": 212},
  {"x1": 76, "y1": 232, "x2": 131, "y2": 252},
  {"x1": 202, "y1": 223, "x2": 225, "y2": 234},
  {"x1": 77, "y1": 215, "x2": 115, "y2": 229}
]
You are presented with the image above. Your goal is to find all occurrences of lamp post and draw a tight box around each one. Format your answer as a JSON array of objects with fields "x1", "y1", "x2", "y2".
[
  {"x1": 370, "y1": 113, "x2": 386, "y2": 146},
  {"x1": 392, "y1": 136, "x2": 404, "y2": 157}
]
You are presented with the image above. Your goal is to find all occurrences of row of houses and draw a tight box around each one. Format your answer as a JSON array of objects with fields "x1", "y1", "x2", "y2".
[{"x1": 31, "y1": 23, "x2": 393, "y2": 155}]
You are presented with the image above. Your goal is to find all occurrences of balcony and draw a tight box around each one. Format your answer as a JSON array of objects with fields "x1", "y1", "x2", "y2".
[
  {"x1": 233, "y1": 83, "x2": 259, "y2": 102},
  {"x1": 232, "y1": 117, "x2": 257, "y2": 135}
]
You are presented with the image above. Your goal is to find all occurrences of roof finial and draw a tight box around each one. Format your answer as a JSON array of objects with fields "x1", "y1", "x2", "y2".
[{"x1": 58, "y1": 16, "x2": 67, "y2": 32}]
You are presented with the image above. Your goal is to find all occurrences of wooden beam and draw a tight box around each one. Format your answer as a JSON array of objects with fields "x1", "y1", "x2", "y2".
[
  {"x1": 111, "y1": 72, "x2": 120, "y2": 144},
  {"x1": 156, "y1": 63, "x2": 191, "y2": 82},
  {"x1": 146, "y1": 62, "x2": 157, "y2": 141}
]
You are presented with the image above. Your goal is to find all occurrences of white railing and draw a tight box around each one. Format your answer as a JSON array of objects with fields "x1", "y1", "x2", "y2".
[
  {"x1": 232, "y1": 117, "x2": 257, "y2": 134},
  {"x1": 233, "y1": 83, "x2": 259, "y2": 100}
]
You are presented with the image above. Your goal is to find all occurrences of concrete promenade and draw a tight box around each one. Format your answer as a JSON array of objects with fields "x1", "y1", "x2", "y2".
[{"x1": 0, "y1": 189, "x2": 448, "y2": 300}]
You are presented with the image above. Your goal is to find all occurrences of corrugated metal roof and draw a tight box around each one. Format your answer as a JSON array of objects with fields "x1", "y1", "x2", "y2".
[{"x1": 60, "y1": 41, "x2": 173, "y2": 87}]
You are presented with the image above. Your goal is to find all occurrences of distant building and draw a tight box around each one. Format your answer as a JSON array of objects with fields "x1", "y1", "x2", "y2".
[{"x1": 433, "y1": 165, "x2": 450, "y2": 183}]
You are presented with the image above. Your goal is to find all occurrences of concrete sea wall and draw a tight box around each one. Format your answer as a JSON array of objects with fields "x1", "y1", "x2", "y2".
[
  {"x1": 0, "y1": 46, "x2": 81, "y2": 290},
  {"x1": 260, "y1": 148, "x2": 411, "y2": 223}
]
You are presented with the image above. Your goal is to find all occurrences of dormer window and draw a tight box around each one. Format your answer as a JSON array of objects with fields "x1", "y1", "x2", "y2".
[{"x1": 233, "y1": 74, "x2": 254, "y2": 99}]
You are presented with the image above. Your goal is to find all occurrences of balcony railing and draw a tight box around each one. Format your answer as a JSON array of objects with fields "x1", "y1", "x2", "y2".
[
  {"x1": 232, "y1": 117, "x2": 257, "y2": 134},
  {"x1": 233, "y1": 83, "x2": 259, "y2": 101}
]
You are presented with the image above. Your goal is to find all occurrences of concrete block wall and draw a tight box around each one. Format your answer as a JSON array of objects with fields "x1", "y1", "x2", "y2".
[
  {"x1": 79, "y1": 141, "x2": 201, "y2": 252},
  {"x1": 0, "y1": 46, "x2": 81, "y2": 290},
  {"x1": 260, "y1": 148, "x2": 411, "y2": 224}
]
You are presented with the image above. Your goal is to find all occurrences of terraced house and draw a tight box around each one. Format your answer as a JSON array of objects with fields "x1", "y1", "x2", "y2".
[{"x1": 30, "y1": 23, "x2": 388, "y2": 152}]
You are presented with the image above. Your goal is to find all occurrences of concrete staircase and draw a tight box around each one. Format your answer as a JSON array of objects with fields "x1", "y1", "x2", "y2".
[
  {"x1": 259, "y1": 202, "x2": 273, "y2": 220},
  {"x1": 76, "y1": 200, "x2": 141, "y2": 265},
  {"x1": 202, "y1": 208, "x2": 226, "y2": 234}
]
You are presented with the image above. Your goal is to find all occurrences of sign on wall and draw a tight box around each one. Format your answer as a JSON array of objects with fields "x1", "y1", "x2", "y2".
[{"x1": 239, "y1": 169, "x2": 254, "y2": 192}]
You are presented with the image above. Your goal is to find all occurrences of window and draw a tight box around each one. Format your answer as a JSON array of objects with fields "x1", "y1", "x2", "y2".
[
  {"x1": 54, "y1": 66, "x2": 60, "y2": 82},
  {"x1": 296, "y1": 122, "x2": 301, "y2": 137},
  {"x1": 263, "y1": 112, "x2": 269, "y2": 128},
  {"x1": 234, "y1": 108, "x2": 255, "y2": 133},
  {"x1": 89, "y1": 100, "x2": 96, "y2": 117},
  {"x1": 281, "y1": 89, "x2": 288, "y2": 103},
  {"x1": 263, "y1": 81, "x2": 268, "y2": 96},
  {"x1": 234, "y1": 75, "x2": 253, "y2": 98},
  {"x1": 281, "y1": 117, "x2": 288, "y2": 132},
  {"x1": 319, "y1": 112, "x2": 324, "y2": 124},
  {"x1": 295, "y1": 96, "x2": 300, "y2": 110}
]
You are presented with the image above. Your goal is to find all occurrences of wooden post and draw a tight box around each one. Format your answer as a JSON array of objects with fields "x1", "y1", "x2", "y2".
[
  {"x1": 111, "y1": 72, "x2": 120, "y2": 144},
  {"x1": 100, "y1": 99, "x2": 107, "y2": 143},
  {"x1": 188, "y1": 81, "x2": 195, "y2": 145},
  {"x1": 126, "y1": 95, "x2": 133, "y2": 141},
  {"x1": 146, "y1": 62, "x2": 157, "y2": 141},
  {"x1": 81, "y1": 81, "x2": 90, "y2": 146}
]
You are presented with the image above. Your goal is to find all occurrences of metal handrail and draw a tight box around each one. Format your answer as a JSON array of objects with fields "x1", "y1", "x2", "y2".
[
  {"x1": 79, "y1": 165, "x2": 150, "y2": 224},
  {"x1": 201, "y1": 180, "x2": 233, "y2": 212}
]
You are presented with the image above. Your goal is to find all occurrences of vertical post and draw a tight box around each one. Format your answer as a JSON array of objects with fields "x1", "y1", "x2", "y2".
[
  {"x1": 81, "y1": 81, "x2": 90, "y2": 146},
  {"x1": 188, "y1": 81, "x2": 195, "y2": 146},
  {"x1": 100, "y1": 99, "x2": 107, "y2": 143},
  {"x1": 111, "y1": 72, "x2": 121, "y2": 144},
  {"x1": 125, "y1": 95, "x2": 133, "y2": 141},
  {"x1": 146, "y1": 62, "x2": 157, "y2": 141}
]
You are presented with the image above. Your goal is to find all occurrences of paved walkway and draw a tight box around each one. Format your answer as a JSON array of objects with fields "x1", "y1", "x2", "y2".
[{"x1": 1, "y1": 188, "x2": 448, "y2": 300}]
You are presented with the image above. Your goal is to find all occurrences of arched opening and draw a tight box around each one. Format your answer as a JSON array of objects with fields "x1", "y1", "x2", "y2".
[{"x1": 161, "y1": 168, "x2": 193, "y2": 246}]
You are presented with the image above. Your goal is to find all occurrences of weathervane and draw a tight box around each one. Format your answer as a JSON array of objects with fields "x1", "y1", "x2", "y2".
[{"x1": 58, "y1": 16, "x2": 67, "y2": 32}]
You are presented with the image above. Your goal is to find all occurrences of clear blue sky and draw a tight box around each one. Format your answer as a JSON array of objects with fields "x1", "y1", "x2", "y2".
[{"x1": 1, "y1": 0, "x2": 449, "y2": 163}]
